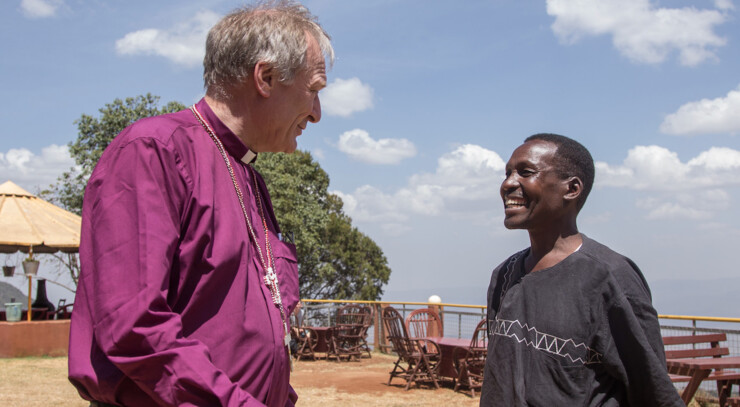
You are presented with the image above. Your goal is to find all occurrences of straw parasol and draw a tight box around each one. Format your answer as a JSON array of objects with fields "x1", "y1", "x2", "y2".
[
  {"x1": 0, "y1": 180, "x2": 82, "y2": 320},
  {"x1": 0, "y1": 180, "x2": 81, "y2": 254}
]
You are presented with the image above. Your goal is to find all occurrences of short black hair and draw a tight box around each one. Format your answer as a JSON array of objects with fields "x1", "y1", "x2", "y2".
[{"x1": 524, "y1": 133, "x2": 595, "y2": 210}]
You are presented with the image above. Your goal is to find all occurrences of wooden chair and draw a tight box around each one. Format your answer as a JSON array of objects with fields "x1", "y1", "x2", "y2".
[
  {"x1": 331, "y1": 304, "x2": 367, "y2": 361},
  {"x1": 405, "y1": 308, "x2": 444, "y2": 339},
  {"x1": 382, "y1": 306, "x2": 440, "y2": 390},
  {"x1": 453, "y1": 319, "x2": 488, "y2": 397},
  {"x1": 357, "y1": 305, "x2": 374, "y2": 357},
  {"x1": 50, "y1": 303, "x2": 73, "y2": 320},
  {"x1": 291, "y1": 326, "x2": 319, "y2": 361}
]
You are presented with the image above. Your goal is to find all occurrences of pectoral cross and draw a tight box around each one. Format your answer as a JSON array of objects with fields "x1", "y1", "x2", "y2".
[{"x1": 263, "y1": 267, "x2": 283, "y2": 306}]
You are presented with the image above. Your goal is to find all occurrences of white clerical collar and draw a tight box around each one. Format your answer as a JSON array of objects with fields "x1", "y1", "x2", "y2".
[{"x1": 241, "y1": 149, "x2": 257, "y2": 164}]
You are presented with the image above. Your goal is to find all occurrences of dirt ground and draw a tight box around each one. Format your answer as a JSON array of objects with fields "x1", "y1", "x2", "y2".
[
  {"x1": 291, "y1": 352, "x2": 480, "y2": 406},
  {"x1": 0, "y1": 354, "x2": 712, "y2": 407}
]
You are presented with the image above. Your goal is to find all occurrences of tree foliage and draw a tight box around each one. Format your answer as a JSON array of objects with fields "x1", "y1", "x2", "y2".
[
  {"x1": 255, "y1": 152, "x2": 391, "y2": 301},
  {"x1": 45, "y1": 94, "x2": 391, "y2": 300}
]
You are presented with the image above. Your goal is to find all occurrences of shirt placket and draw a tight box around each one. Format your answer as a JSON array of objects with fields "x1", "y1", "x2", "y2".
[{"x1": 237, "y1": 162, "x2": 288, "y2": 391}]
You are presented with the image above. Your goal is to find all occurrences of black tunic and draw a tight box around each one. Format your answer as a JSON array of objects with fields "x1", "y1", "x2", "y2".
[{"x1": 481, "y1": 235, "x2": 683, "y2": 407}]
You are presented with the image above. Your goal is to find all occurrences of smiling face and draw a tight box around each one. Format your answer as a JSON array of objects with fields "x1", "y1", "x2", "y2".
[
  {"x1": 500, "y1": 140, "x2": 570, "y2": 231},
  {"x1": 259, "y1": 33, "x2": 327, "y2": 153}
]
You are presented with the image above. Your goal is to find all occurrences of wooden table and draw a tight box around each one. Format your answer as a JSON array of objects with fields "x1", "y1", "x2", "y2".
[
  {"x1": 423, "y1": 337, "x2": 470, "y2": 379},
  {"x1": 666, "y1": 356, "x2": 740, "y2": 406},
  {"x1": 307, "y1": 326, "x2": 333, "y2": 354}
]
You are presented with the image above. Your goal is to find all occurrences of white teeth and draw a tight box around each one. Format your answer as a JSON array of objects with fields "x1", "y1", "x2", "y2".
[{"x1": 505, "y1": 199, "x2": 525, "y2": 207}]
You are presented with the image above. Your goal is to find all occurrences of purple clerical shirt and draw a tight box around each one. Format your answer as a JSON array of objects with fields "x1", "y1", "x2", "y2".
[{"x1": 69, "y1": 98, "x2": 300, "y2": 407}]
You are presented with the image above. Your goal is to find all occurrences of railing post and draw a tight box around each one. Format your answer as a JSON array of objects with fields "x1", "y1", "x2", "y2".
[
  {"x1": 458, "y1": 313, "x2": 462, "y2": 339},
  {"x1": 439, "y1": 305, "x2": 445, "y2": 337},
  {"x1": 373, "y1": 303, "x2": 381, "y2": 353}
]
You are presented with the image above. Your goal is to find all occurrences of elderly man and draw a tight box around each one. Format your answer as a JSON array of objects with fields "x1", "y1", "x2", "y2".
[
  {"x1": 68, "y1": 2, "x2": 333, "y2": 406},
  {"x1": 481, "y1": 134, "x2": 682, "y2": 406}
]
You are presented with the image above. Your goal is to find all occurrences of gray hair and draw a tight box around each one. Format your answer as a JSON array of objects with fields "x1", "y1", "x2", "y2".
[{"x1": 203, "y1": 0, "x2": 334, "y2": 99}]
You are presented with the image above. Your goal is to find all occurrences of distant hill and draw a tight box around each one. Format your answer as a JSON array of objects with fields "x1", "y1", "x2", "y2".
[{"x1": 650, "y1": 277, "x2": 740, "y2": 319}]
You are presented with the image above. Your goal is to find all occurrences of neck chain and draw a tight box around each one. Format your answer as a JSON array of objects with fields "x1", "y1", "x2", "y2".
[{"x1": 190, "y1": 105, "x2": 291, "y2": 363}]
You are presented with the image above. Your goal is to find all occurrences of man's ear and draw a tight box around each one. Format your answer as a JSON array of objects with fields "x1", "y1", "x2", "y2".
[
  {"x1": 563, "y1": 176, "x2": 583, "y2": 203},
  {"x1": 253, "y1": 61, "x2": 275, "y2": 98}
]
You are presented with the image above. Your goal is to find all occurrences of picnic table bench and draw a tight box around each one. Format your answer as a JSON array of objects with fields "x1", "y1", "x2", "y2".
[{"x1": 663, "y1": 333, "x2": 740, "y2": 406}]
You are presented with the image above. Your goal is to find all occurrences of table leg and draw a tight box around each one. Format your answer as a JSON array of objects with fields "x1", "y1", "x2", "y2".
[
  {"x1": 718, "y1": 380, "x2": 739, "y2": 407},
  {"x1": 682, "y1": 370, "x2": 712, "y2": 405}
]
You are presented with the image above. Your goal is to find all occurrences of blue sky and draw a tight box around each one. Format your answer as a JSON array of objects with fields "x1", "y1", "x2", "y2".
[{"x1": 2, "y1": 0, "x2": 740, "y2": 317}]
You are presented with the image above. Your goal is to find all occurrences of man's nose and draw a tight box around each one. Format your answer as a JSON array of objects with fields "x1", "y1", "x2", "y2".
[
  {"x1": 308, "y1": 95, "x2": 321, "y2": 123},
  {"x1": 500, "y1": 174, "x2": 517, "y2": 193}
]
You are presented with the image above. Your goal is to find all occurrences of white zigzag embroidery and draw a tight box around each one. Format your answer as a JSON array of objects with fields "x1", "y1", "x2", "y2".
[
  {"x1": 493, "y1": 318, "x2": 603, "y2": 365},
  {"x1": 500, "y1": 252, "x2": 522, "y2": 299}
]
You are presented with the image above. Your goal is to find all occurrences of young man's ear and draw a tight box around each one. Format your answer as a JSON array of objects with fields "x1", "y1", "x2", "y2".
[
  {"x1": 253, "y1": 61, "x2": 275, "y2": 98},
  {"x1": 563, "y1": 176, "x2": 583, "y2": 203}
]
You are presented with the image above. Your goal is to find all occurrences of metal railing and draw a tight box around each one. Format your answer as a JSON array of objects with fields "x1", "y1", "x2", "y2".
[
  {"x1": 659, "y1": 315, "x2": 740, "y2": 356},
  {"x1": 300, "y1": 299, "x2": 740, "y2": 360}
]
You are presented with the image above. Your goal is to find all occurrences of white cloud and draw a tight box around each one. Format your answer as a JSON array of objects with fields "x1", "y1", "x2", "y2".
[
  {"x1": 597, "y1": 145, "x2": 740, "y2": 191},
  {"x1": 598, "y1": 145, "x2": 740, "y2": 221},
  {"x1": 321, "y1": 78, "x2": 374, "y2": 117},
  {"x1": 115, "y1": 10, "x2": 219, "y2": 67},
  {"x1": 20, "y1": 0, "x2": 63, "y2": 19},
  {"x1": 660, "y1": 84, "x2": 740, "y2": 136},
  {"x1": 635, "y1": 189, "x2": 729, "y2": 220},
  {"x1": 547, "y1": 0, "x2": 728, "y2": 66},
  {"x1": 310, "y1": 148, "x2": 325, "y2": 161},
  {"x1": 0, "y1": 145, "x2": 77, "y2": 192},
  {"x1": 715, "y1": 0, "x2": 735, "y2": 11},
  {"x1": 688, "y1": 147, "x2": 740, "y2": 171},
  {"x1": 639, "y1": 201, "x2": 713, "y2": 220},
  {"x1": 333, "y1": 187, "x2": 407, "y2": 224},
  {"x1": 337, "y1": 129, "x2": 416, "y2": 165},
  {"x1": 335, "y1": 144, "x2": 505, "y2": 230}
]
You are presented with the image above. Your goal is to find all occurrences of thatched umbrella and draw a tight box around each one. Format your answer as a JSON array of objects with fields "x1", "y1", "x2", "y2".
[{"x1": 0, "y1": 180, "x2": 81, "y2": 320}]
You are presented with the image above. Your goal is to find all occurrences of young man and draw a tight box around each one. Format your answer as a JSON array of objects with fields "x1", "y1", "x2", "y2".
[
  {"x1": 481, "y1": 134, "x2": 682, "y2": 406},
  {"x1": 68, "y1": 2, "x2": 333, "y2": 406}
]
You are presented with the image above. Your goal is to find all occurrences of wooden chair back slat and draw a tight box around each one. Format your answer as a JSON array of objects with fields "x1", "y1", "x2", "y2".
[
  {"x1": 665, "y1": 347, "x2": 730, "y2": 359},
  {"x1": 662, "y1": 333, "x2": 726, "y2": 346},
  {"x1": 405, "y1": 308, "x2": 444, "y2": 338}
]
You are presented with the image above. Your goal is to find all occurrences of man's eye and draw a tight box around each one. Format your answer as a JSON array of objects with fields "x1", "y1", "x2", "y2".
[{"x1": 519, "y1": 169, "x2": 534, "y2": 177}]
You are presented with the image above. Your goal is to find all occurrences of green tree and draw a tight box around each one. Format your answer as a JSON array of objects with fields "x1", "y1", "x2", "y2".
[{"x1": 256, "y1": 152, "x2": 391, "y2": 300}]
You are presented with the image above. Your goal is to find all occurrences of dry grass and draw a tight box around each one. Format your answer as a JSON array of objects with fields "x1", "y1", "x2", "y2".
[
  {"x1": 0, "y1": 354, "x2": 715, "y2": 407},
  {"x1": 0, "y1": 354, "x2": 478, "y2": 407},
  {"x1": 0, "y1": 357, "x2": 86, "y2": 407}
]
